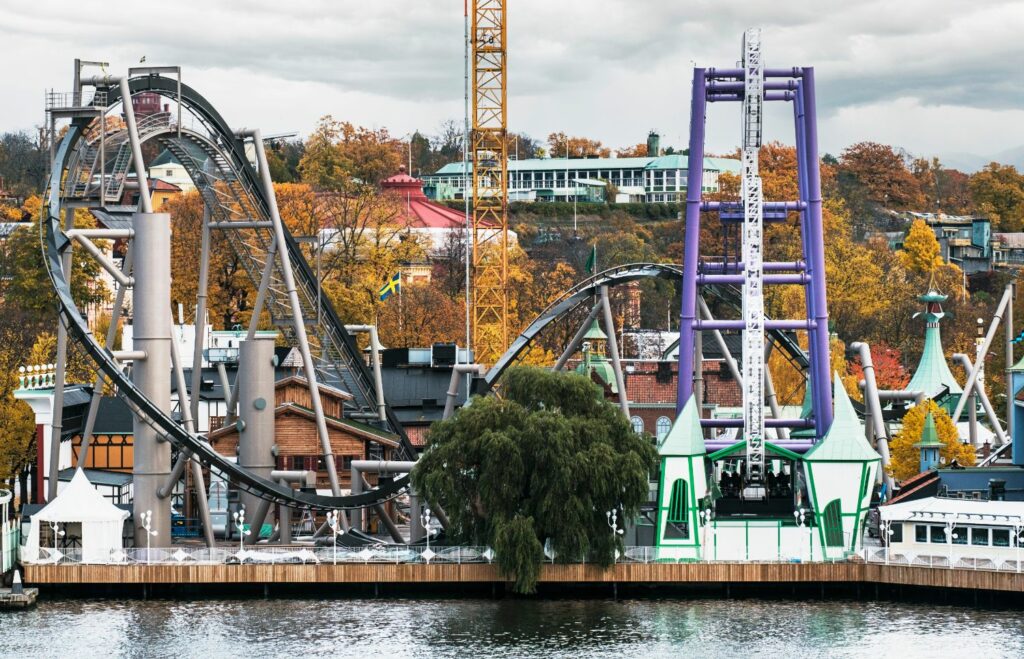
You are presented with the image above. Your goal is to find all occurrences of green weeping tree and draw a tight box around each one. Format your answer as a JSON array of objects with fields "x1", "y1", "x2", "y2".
[{"x1": 412, "y1": 367, "x2": 657, "y2": 593}]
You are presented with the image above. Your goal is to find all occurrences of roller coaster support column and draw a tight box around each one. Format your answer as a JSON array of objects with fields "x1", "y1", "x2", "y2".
[
  {"x1": 168, "y1": 319, "x2": 215, "y2": 548},
  {"x1": 189, "y1": 204, "x2": 211, "y2": 424},
  {"x1": 47, "y1": 207, "x2": 74, "y2": 501},
  {"x1": 443, "y1": 364, "x2": 486, "y2": 420},
  {"x1": 1006, "y1": 282, "x2": 1015, "y2": 446},
  {"x1": 850, "y1": 342, "x2": 895, "y2": 494},
  {"x1": 800, "y1": 69, "x2": 833, "y2": 436},
  {"x1": 953, "y1": 354, "x2": 1008, "y2": 445},
  {"x1": 552, "y1": 302, "x2": 603, "y2": 372},
  {"x1": 238, "y1": 337, "x2": 277, "y2": 529},
  {"x1": 345, "y1": 325, "x2": 387, "y2": 422},
  {"x1": 132, "y1": 211, "x2": 172, "y2": 545},
  {"x1": 78, "y1": 245, "x2": 134, "y2": 467},
  {"x1": 952, "y1": 286, "x2": 1012, "y2": 425},
  {"x1": 677, "y1": 68, "x2": 707, "y2": 412},
  {"x1": 601, "y1": 286, "x2": 630, "y2": 417},
  {"x1": 242, "y1": 128, "x2": 342, "y2": 496}
]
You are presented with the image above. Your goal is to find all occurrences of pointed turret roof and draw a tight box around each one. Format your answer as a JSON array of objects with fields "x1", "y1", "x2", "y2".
[
  {"x1": 804, "y1": 373, "x2": 880, "y2": 462},
  {"x1": 583, "y1": 319, "x2": 608, "y2": 341},
  {"x1": 913, "y1": 411, "x2": 944, "y2": 449},
  {"x1": 658, "y1": 394, "x2": 706, "y2": 456},
  {"x1": 907, "y1": 284, "x2": 962, "y2": 396}
]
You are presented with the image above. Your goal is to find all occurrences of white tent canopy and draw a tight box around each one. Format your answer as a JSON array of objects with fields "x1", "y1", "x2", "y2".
[{"x1": 24, "y1": 468, "x2": 128, "y2": 563}]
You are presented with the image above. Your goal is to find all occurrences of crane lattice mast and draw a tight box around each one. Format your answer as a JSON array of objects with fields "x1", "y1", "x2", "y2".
[
  {"x1": 741, "y1": 28, "x2": 766, "y2": 487},
  {"x1": 470, "y1": 0, "x2": 509, "y2": 365}
]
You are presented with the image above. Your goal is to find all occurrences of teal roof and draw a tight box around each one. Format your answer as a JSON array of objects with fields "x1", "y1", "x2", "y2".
[
  {"x1": 583, "y1": 319, "x2": 607, "y2": 341},
  {"x1": 432, "y1": 155, "x2": 740, "y2": 176},
  {"x1": 907, "y1": 318, "x2": 962, "y2": 396},
  {"x1": 658, "y1": 395, "x2": 706, "y2": 456},
  {"x1": 804, "y1": 373, "x2": 880, "y2": 462},
  {"x1": 914, "y1": 412, "x2": 944, "y2": 449}
]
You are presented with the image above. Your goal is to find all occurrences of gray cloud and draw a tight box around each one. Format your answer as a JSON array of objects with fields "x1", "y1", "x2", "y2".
[{"x1": 1, "y1": 0, "x2": 1021, "y2": 167}]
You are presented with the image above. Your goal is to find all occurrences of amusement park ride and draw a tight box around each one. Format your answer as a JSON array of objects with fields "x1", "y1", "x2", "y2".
[{"x1": 30, "y1": 26, "x2": 944, "y2": 563}]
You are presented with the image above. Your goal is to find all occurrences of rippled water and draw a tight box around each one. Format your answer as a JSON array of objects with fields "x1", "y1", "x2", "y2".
[{"x1": 2, "y1": 597, "x2": 1023, "y2": 658}]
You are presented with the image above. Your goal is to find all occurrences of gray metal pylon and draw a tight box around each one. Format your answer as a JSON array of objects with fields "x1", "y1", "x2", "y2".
[{"x1": 242, "y1": 128, "x2": 342, "y2": 496}]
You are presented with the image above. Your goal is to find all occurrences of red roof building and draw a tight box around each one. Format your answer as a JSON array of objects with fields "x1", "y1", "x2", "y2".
[{"x1": 381, "y1": 166, "x2": 472, "y2": 230}]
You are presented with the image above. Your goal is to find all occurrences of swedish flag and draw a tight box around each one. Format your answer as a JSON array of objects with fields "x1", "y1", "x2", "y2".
[{"x1": 379, "y1": 272, "x2": 401, "y2": 302}]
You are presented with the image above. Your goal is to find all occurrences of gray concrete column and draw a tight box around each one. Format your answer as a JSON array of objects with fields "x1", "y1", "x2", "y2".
[
  {"x1": 132, "y1": 212, "x2": 172, "y2": 545},
  {"x1": 237, "y1": 337, "x2": 277, "y2": 519}
]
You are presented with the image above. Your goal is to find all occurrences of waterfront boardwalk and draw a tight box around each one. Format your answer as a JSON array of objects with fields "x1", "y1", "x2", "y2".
[{"x1": 22, "y1": 562, "x2": 1024, "y2": 594}]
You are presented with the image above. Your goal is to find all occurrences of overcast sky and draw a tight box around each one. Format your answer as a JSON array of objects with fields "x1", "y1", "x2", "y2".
[{"x1": 2, "y1": 0, "x2": 1022, "y2": 170}]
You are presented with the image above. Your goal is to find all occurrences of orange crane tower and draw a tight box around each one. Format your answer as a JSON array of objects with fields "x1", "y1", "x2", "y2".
[{"x1": 470, "y1": 0, "x2": 509, "y2": 365}]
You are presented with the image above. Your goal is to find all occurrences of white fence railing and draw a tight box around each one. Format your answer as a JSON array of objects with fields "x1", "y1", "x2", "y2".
[
  {"x1": 22, "y1": 545, "x2": 497, "y2": 566},
  {"x1": 23, "y1": 544, "x2": 858, "y2": 567},
  {"x1": 861, "y1": 547, "x2": 1024, "y2": 573}
]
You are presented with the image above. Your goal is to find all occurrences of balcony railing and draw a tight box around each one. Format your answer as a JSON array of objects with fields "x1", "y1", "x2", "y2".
[{"x1": 861, "y1": 546, "x2": 1024, "y2": 573}]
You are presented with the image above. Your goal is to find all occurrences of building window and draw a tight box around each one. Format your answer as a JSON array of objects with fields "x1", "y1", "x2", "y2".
[
  {"x1": 656, "y1": 416, "x2": 671, "y2": 441},
  {"x1": 889, "y1": 523, "x2": 903, "y2": 543},
  {"x1": 929, "y1": 525, "x2": 947, "y2": 544},
  {"x1": 970, "y1": 528, "x2": 990, "y2": 546},
  {"x1": 663, "y1": 479, "x2": 689, "y2": 539},
  {"x1": 631, "y1": 416, "x2": 644, "y2": 434},
  {"x1": 993, "y1": 528, "x2": 1010, "y2": 547},
  {"x1": 821, "y1": 499, "x2": 844, "y2": 547},
  {"x1": 915, "y1": 524, "x2": 928, "y2": 543},
  {"x1": 951, "y1": 526, "x2": 968, "y2": 545}
]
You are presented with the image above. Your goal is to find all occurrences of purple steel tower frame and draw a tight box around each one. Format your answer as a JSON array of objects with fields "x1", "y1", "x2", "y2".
[{"x1": 677, "y1": 66, "x2": 834, "y2": 442}]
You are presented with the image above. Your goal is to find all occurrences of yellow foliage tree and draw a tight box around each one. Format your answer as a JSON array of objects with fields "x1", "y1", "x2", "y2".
[
  {"x1": 888, "y1": 400, "x2": 975, "y2": 481},
  {"x1": 898, "y1": 219, "x2": 943, "y2": 274}
]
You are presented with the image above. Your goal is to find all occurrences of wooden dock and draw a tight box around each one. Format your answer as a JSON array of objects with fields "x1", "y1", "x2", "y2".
[{"x1": 22, "y1": 561, "x2": 1024, "y2": 594}]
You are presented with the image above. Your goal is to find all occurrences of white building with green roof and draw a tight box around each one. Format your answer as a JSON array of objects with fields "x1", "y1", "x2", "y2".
[
  {"x1": 653, "y1": 374, "x2": 879, "y2": 562},
  {"x1": 423, "y1": 154, "x2": 741, "y2": 204},
  {"x1": 802, "y1": 374, "x2": 880, "y2": 559}
]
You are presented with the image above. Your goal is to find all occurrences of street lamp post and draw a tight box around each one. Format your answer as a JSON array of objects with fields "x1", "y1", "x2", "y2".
[
  {"x1": 880, "y1": 518, "x2": 894, "y2": 565},
  {"x1": 1013, "y1": 521, "x2": 1024, "y2": 573},
  {"x1": 606, "y1": 508, "x2": 624, "y2": 562},
  {"x1": 422, "y1": 507, "x2": 434, "y2": 561},
  {"x1": 141, "y1": 509, "x2": 157, "y2": 565},
  {"x1": 700, "y1": 508, "x2": 714, "y2": 561},
  {"x1": 946, "y1": 515, "x2": 959, "y2": 569},
  {"x1": 794, "y1": 507, "x2": 808, "y2": 561},
  {"x1": 232, "y1": 509, "x2": 251, "y2": 556},
  {"x1": 326, "y1": 510, "x2": 342, "y2": 565},
  {"x1": 48, "y1": 520, "x2": 64, "y2": 563}
]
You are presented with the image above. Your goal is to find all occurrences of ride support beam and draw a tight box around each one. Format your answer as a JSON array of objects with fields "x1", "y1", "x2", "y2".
[
  {"x1": 552, "y1": 302, "x2": 603, "y2": 372},
  {"x1": 601, "y1": 286, "x2": 630, "y2": 418},
  {"x1": 132, "y1": 211, "x2": 173, "y2": 545},
  {"x1": 676, "y1": 67, "x2": 707, "y2": 412}
]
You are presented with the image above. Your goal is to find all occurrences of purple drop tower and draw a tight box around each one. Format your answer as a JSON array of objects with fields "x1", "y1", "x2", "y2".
[{"x1": 676, "y1": 66, "x2": 833, "y2": 449}]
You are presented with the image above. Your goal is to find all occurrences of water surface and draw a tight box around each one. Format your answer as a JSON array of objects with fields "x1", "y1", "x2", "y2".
[{"x1": 2, "y1": 597, "x2": 1022, "y2": 658}]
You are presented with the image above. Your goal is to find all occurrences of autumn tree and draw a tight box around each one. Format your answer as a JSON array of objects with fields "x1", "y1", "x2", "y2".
[
  {"x1": 615, "y1": 143, "x2": 648, "y2": 158},
  {"x1": 299, "y1": 116, "x2": 403, "y2": 191},
  {"x1": 377, "y1": 282, "x2": 465, "y2": 349},
  {"x1": 911, "y1": 157, "x2": 971, "y2": 214},
  {"x1": 968, "y1": 163, "x2": 1024, "y2": 231},
  {"x1": 0, "y1": 131, "x2": 48, "y2": 196},
  {"x1": 898, "y1": 219, "x2": 943, "y2": 274},
  {"x1": 412, "y1": 367, "x2": 657, "y2": 593},
  {"x1": 166, "y1": 191, "x2": 254, "y2": 329},
  {"x1": 547, "y1": 132, "x2": 611, "y2": 159},
  {"x1": 888, "y1": 400, "x2": 975, "y2": 481},
  {"x1": 848, "y1": 342, "x2": 910, "y2": 392},
  {"x1": 837, "y1": 142, "x2": 924, "y2": 222}
]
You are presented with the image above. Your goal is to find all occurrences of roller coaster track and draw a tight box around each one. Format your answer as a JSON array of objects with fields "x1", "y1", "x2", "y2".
[
  {"x1": 45, "y1": 74, "x2": 411, "y2": 510},
  {"x1": 483, "y1": 262, "x2": 809, "y2": 390}
]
